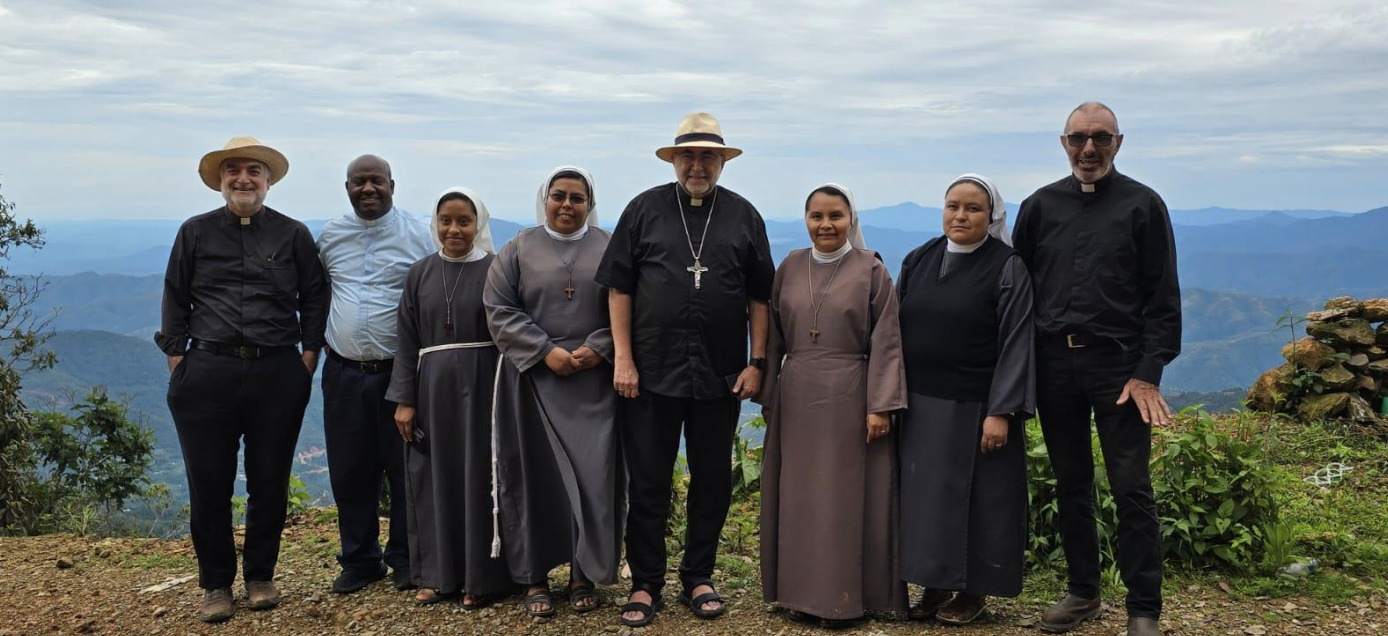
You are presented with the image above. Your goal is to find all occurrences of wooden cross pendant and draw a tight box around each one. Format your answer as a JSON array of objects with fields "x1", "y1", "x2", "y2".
[
  {"x1": 810, "y1": 328, "x2": 819, "y2": 343},
  {"x1": 687, "y1": 259, "x2": 708, "y2": 289},
  {"x1": 565, "y1": 286, "x2": 575, "y2": 300}
]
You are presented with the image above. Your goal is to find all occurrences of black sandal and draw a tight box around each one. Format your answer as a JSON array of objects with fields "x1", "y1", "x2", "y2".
[
  {"x1": 679, "y1": 583, "x2": 727, "y2": 619},
  {"x1": 523, "y1": 586, "x2": 557, "y2": 619},
  {"x1": 619, "y1": 592, "x2": 663, "y2": 627},
  {"x1": 569, "y1": 581, "x2": 600, "y2": 613}
]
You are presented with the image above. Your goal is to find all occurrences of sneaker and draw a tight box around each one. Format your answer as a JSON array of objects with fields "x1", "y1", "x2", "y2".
[
  {"x1": 245, "y1": 580, "x2": 281, "y2": 610},
  {"x1": 392, "y1": 567, "x2": 416, "y2": 591},
  {"x1": 332, "y1": 563, "x2": 388, "y2": 594},
  {"x1": 198, "y1": 587, "x2": 235, "y2": 623}
]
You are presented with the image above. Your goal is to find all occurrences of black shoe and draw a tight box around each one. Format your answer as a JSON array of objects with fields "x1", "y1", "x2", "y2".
[
  {"x1": 392, "y1": 567, "x2": 416, "y2": 590},
  {"x1": 332, "y1": 563, "x2": 387, "y2": 594}
]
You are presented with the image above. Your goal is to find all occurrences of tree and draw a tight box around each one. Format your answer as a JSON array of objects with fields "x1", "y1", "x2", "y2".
[{"x1": 0, "y1": 175, "x2": 56, "y2": 533}]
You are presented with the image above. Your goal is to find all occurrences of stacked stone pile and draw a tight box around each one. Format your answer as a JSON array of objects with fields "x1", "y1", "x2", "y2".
[{"x1": 1246, "y1": 296, "x2": 1388, "y2": 420}]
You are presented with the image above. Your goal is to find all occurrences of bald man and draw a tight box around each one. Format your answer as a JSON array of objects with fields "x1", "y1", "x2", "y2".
[
  {"x1": 317, "y1": 155, "x2": 435, "y2": 593},
  {"x1": 1012, "y1": 103, "x2": 1181, "y2": 636}
]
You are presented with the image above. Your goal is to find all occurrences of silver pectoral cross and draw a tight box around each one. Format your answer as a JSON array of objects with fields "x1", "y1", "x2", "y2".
[{"x1": 687, "y1": 259, "x2": 708, "y2": 289}]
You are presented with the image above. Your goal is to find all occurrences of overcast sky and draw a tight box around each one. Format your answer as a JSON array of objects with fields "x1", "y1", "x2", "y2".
[{"x1": 1, "y1": 0, "x2": 1385, "y2": 223}]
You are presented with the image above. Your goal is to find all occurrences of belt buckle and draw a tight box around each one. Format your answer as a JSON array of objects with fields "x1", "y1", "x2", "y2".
[
  {"x1": 360, "y1": 361, "x2": 379, "y2": 373},
  {"x1": 233, "y1": 346, "x2": 260, "y2": 359},
  {"x1": 1065, "y1": 334, "x2": 1086, "y2": 349}
]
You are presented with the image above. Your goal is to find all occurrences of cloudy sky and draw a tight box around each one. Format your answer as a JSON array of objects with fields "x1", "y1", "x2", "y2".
[{"x1": 1, "y1": 0, "x2": 1385, "y2": 224}]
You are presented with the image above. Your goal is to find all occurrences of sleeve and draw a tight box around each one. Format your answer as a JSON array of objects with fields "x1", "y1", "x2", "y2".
[
  {"x1": 987, "y1": 255, "x2": 1037, "y2": 419},
  {"x1": 153, "y1": 222, "x2": 195, "y2": 355},
  {"x1": 386, "y1": 266, "x2": 422, "y2": 405},
  {"x1": 483, "y1": 239, "x2": 557, "y2": 373},
  {"x1": 294, "y1": 224, "x2": 330, "y2": 351},
  {"x1": 753, "y1": 258, "x2": 789, "y2": 408},
  {"x1": 865, "y1": 257, "x2": 908, "y2": 415},
  {"x1": 1012, "y1": 195, "x2": 1037, "y2": 269},
  {"x1": 582, "y1": 318, "x2": 614, "y2": 363},
  {"x1": 594, "y1": 199, "x2": 640, "y2": 293},
  {"x1": 1132, "y1": 193, "x2": 1182, "y2": 385},
  {"x1": 743, "y1": 205, "x2": 776, "y2": 302}
]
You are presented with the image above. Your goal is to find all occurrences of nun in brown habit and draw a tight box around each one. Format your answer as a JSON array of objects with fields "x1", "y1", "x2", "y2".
[
  {"x1": 896, "y1": 173, "x2": 1036, "y2": 625},
  {"x1": 756, "y1": 183, "x2": 908, "y2": 625}
]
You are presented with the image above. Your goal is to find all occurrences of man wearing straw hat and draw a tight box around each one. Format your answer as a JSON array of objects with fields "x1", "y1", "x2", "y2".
[
  {"x1": 597, "y1": 112, "x2": 775, "y2": 627},
  {"x1": 156, "y1": 137, "x2": 328, "y2": 623}
]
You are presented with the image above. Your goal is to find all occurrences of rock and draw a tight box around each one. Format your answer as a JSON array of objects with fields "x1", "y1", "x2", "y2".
[
  {"x1": 1379, "y1": 322, "x2": 1388, "y2": 345},
  {"x1": 1368, "y1": 359, "x2": 1388, "y2": 376},
  {"x1": 76, "y1": 619, "x2": 97, "y2": 633},
  {"x1": 1347, "y1": 352, "x2": 1371, "y2": 370},
  {"x1": 56, "y1": 557, "x2": 73, "y2": 569},
  {"x1": 152, "y1": 607, "x2": 167, "y2": 618},
  {"x1": 1308, "y1": 318, "x2": 1377, "y2": 347},
  {"x1": 1282, "y1": 337, "x2": 1337, "y2": 370},
  {"x1": 1307, "y1": 308, "x2": 1354, "y2": 322},
  {"x1": 1362, "y1": 298, "x2": 1388, "y2": 322},
  {"x1": 1320, "y1": 364, "x2": 1356, "y2": 391},
  {"x1": 1366, "y1": 345, "x2": 1388, "y2": 361},
  {"x1": 1347, "y1": 395, "x2": 1377, "y2": 421},
  {"x1": 1355, "y1": 374, "x2": 1379, "y2": 394},
  {"x1": 1325, "y1": 296, "x2": 1362, "y2": 313},
  {"x1": 1246, "y1": 364, "x2": 1294, "y2": 413},
  {"x1": 1298, "y1": 392, "x2": 1351, "y2": 420}
]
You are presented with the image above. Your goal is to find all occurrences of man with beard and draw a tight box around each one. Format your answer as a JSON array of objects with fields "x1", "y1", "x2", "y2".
[
  {"x1": 1012, "y1": 103, "x2": 1181, "y2": 636},
  {"x1": 316, "y1": 155, "x2": 434, "y2": 594},
  {"x1": 157, "y1": 137, "x2": 328, "y2": 623},
  {"x1": 597, "y1": 112, "x2": 775, "y2": 627}
]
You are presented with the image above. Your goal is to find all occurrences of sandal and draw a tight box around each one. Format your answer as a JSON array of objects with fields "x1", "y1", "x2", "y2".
[
  {"x1": 935, "y1": 592, "x2": 987, "y2": 625},
  {"x1": 415, "y1": 588, "x2": 453, "y2": 605},
  {"x1": 679, "y1": 583, "x2": 727, "y2": 619},
  {"x1": 523, "y1": 586, "x2": 557, "y2": 619},
  {"x1": 908, "y1": 588, "x2": 955, "y2": 620},
  {"x1": 460, "y1": 590, "x2": 506, "y2": 611},
  {"x1": 569, "y1": 581, "x2": 600, "y2": 613},
  {"x1": 619, "y1": 592, "x2": 663, "y2": 627}
]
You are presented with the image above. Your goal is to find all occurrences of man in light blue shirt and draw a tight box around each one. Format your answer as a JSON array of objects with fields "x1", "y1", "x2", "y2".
[{"x1": 316, "y1": 154, "x2": 435, "y2": 593}]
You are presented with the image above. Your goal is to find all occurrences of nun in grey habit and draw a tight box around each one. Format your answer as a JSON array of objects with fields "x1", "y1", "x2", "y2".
[
  {"x1": 484, "y1": 166, "x2": 623, "y2": 618},
  {"x1": 896, "y1": 173, "x2": 1036, "y2": 625},
  {"x1": 386, "y1": 187, "x2": 514, "y2": 607}
]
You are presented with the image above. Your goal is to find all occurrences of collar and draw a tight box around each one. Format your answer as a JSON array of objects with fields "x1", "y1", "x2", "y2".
[
  {"x1": 438, "y1": 248, "x2": 487, "y2": 263},
  {"x1": 675, "y1": 182, "x2": 718, "y2": 208},
  {"x1": 946, "y1": 235, "x2": 988, "y2": 253},
  {"x1": 544, "y1": 223, "x2": 589, "y2": 242},
  {"x1": 1072, "y1": 166, "x2": 1117, "y2": 194},
  {"x1": 351, "y1": 206, "x2": 395, "y2": 227},
  {"x1": 222, "y1": 206, "x2": 265, "y2": 226},
  {"x1": 811, "y1": 242, "x2": 853, "y2": 264}
]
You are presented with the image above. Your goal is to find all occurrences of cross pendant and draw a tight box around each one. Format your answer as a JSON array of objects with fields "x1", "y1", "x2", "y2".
[
  {"x1": 810, "y1": 328, "x2": 819, "y2": 343},
  {"x1": 687, "y1": 259, "x2": 708, "y2": 289},
  {"x1": 565, "y1": 286, "x2": 575, "y2": 300}
]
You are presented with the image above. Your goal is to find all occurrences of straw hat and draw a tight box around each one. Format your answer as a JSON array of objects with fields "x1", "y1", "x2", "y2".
[
  {"x1": 197, "y1": 137, "x2": 290, "y2": 191},
  {"x1": 655, "y1": 112, "x2": 742, "y2": 162}
]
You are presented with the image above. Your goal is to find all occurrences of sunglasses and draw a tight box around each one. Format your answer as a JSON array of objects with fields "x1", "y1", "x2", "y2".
[
  {"x1": 1066, "y1": 133, "x2": 1117, "y2": 148},
  {"x1": 548, "y1": 192, "x2": 588, "y2": 206}
]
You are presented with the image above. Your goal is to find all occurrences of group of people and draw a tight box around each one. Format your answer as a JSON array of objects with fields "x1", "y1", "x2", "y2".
[{"x1": 157, "y1": 102, "x2": 1180, "y2": 636}]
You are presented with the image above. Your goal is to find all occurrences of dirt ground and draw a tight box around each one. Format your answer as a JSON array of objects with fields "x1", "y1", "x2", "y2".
[{"x1": 2, "y1": 519, "x2": 1386, "y2": 636}]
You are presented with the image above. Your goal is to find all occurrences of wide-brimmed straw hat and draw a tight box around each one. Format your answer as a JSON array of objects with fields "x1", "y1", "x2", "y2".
[
  {"x1": 198, "y1": 136, "x2": 290, "y2": 191},
  {"x1": 655, "y1": 112, "x2": 742, "y2": 162}
]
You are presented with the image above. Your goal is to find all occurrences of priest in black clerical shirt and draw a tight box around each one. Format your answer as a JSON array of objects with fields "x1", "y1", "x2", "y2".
[
  {"x1": 596, "y1": 112, "x2": 775, "y2": 627},
  {"x1": 155, "y1": 137, "x2": 328, "y2": 624},
  {"x1": 1011, "y1": 103, "x2": 1180, "y2": 636}
]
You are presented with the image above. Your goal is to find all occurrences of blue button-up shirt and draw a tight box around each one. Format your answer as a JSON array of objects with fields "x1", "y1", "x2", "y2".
[{"x1": 317, "y1": 207, "x2": 435, "y2": 361}]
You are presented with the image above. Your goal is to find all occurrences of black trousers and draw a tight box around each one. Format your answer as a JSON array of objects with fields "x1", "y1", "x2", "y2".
[
  {"x1": 167, "y1": 348, "x2": 311, "y2": 590},
  {"x1": 1036, "y1": 344, "x2": 1163, "y2": 619},
  {"x1": 621, "y1": 391, "x2": 738, "y2": 595},
  {"x1": 322, "y1": 354, "x2": 408, "y2": 573}
]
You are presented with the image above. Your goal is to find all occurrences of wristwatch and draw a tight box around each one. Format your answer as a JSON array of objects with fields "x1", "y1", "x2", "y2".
[{"x1": 748, "y1": 357, "x2": 768, "y2": 370}]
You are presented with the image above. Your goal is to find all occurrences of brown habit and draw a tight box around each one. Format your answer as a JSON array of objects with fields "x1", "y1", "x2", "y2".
[{"x1": 756, "y1": 248, "x2": 909, "y2": 619}]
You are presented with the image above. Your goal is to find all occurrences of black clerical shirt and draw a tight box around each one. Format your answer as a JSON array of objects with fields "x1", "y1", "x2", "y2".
[
  {"x1": 1012, "y1": 170, "x2": 1181, "y2": 384},
  {"x1": 596, "y1": 183, "x2": 775, "y2": 400},
  {"x1": 155, "y1": 206, "x2": 329, "y2": 356}
]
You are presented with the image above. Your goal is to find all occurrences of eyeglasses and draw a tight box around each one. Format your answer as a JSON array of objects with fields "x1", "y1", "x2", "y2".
[
  {"x1": 548, "y1": 192, "x2": 588, "y2": 206},
  {"x1": 1066, "y1": 133, "x2": 1117, "y2": 148}
]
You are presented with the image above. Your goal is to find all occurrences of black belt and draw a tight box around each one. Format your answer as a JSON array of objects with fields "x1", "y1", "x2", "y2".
[
  {"x1": 327, "y1": 348, "x2": 394, "y2": 374},
  {"x1": 1040, "y1": 332, "x2": 1133, "y2": 351},
  {"x1": 190, "y1": 339, "x2": 298, "y2": 359}
]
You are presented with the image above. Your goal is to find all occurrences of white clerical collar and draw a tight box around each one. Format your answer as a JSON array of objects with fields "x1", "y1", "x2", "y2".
[
  {"x1": 544, "y1": 223, "x2": 588, "y2": 242},
  {"x1": 438, "y1": 248, "x2": 486, "y2": 263},
  {"x1": 946, "y1": 235, "x2": 988, "y2": 253},
  {"x1": 811, "y1": 243, "x2": 853, "y2": 264},
  {"x1": 356, "y1": 207, "x2": 394, "y2": 227},
  {"x1": 1078, "y1": 165, "x2": 1114, "y2": 193}
]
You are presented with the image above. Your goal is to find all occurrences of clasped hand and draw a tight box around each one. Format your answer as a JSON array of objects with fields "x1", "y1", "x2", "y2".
[{"x1": 545, "y1": 346, "x2": 602, "y2": 377}]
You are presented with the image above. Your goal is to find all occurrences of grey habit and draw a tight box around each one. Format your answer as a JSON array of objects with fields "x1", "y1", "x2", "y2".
[
  {"x1": 484, "y1": 226, "x2": 624, "y2": 585},
  {"x1": 897, "y1": 244, "x2": 1037, "y2": 598},
  {"x1": 386, "y1": 252, "x2": 514, "y2": 596}
]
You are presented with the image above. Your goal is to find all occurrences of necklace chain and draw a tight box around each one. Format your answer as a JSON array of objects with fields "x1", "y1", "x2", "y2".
[
  {"x1": 674, "y1": 183, "x2": 717, "y2": 265},
  {"x1": 440, "y1": 258, "x2": 467, "y2": 332},
  {"x1": 807, "y1": 251, "x2": 847, "y2": 342}
]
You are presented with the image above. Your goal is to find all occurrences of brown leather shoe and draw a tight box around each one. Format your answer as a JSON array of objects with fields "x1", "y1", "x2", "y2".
[
  {"x1": 198, "y1": 587, "x2": 235, "y2": 623},
  {"x1": 1127, "y1": 617, "x2": 1161, "y2": 636},
  {"x1": 1039, "y1": 594, "x2": 1101, "y2": 633},
  {"x1": 245, "y1": 580, "x2": 280, "y2": 610},
  {"x1": 935, "y1": 592, "x2": 987, "y2": 625}
]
